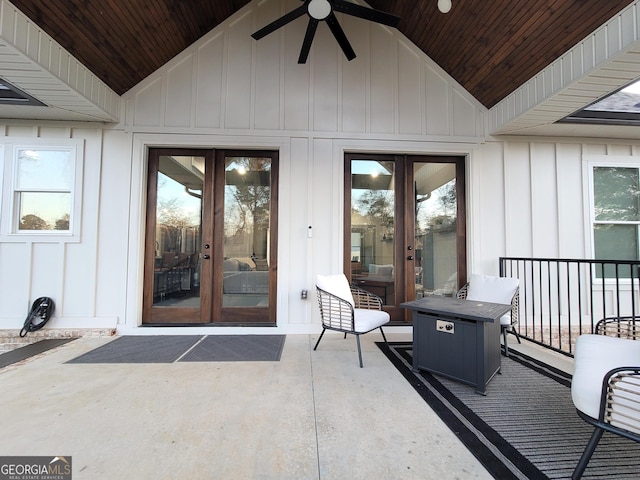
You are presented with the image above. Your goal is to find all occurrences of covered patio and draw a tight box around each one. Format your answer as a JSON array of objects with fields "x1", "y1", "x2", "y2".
[
  {"x1": 1, "y1": 1, "x2": 640, "y2": 476},
  {"x1": 0, "y1": 332, "x2": 576, "y2": 479}
]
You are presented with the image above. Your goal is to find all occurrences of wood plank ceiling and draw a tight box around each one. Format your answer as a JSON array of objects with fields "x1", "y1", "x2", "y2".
[{"x1": 8, "y1": 0, "x2": 635, "y2": 108}]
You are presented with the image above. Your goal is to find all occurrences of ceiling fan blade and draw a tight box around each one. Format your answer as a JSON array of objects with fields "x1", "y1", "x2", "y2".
[
  {"x1": 298, "y1": 19, "x2": 319, "y2": 64},
  {"x1": 252, "y1": 4, "x2": 308, "y2": 40},
  {"x1": 332, "y1": 0, "x2": 400, "y2": 27},
  {"x1": 326, "y1": 13, "x2": 356, "y2": 61}
]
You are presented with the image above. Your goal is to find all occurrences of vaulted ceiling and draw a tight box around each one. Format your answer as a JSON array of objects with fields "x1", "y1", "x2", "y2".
[{"x1": 1, "y1": 0, "x2": 638, "y2": 126}]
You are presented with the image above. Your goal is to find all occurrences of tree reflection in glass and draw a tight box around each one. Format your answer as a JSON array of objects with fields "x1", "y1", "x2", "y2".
[{"x1": 223, "y1": 157, "x2": 271, "y2": 307}]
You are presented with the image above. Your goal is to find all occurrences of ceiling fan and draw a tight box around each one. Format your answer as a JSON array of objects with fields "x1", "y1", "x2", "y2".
[{"x1": 251, "y1": 0, "x2": 401, "y2": 64}]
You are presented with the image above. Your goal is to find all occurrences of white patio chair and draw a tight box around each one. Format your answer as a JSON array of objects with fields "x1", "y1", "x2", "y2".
[
  {"x1": 456, "y1": 273, "x2": 520, "y2": 356},
  {"x1": 570, "y1": 333, "x2": 640, "y2": 479},
  {"x1": 315, "y1": 273, "x2": 390, "y2": 367}
]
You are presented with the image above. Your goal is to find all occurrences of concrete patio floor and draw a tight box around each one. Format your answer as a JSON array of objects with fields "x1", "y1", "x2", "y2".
[{"x1": 0, "y1": 332, "x2": 571, "y2": 479}]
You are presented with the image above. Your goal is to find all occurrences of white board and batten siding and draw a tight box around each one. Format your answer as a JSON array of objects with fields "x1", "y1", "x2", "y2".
[
  {"x1": 473, "y1": 141, "x2": 640, "y2": 324},
  {"x1": 473, "y1": 142, "x2": 640, "y2": 264},
  {"x1": 0, "y1": 126, "x2": 121, "y2": 331},
  {"x1": 116, "y1": 0, "x2": 486, "y2": 333},
  {"x1": 123, "y1": 0, "x2": 484, "y2": 139},
  {"x1": 2, "y1": 0, "x2": 640, "y2": 334}
]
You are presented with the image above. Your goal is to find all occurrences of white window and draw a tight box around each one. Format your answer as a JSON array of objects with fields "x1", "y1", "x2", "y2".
[
  {"x1": 589, "y1": 162, "x2": 640, "y2": 278},
  {"x1": 1, "y1": 139, "x2": 83, "y2": 242}
]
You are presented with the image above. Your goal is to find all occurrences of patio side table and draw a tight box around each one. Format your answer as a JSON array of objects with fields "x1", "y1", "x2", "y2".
[{"x1": 401, "y1": 296, "x2": 512, "y2": 395}]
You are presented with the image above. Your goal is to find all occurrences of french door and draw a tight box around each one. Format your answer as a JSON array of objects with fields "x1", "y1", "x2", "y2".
[
  {"x1": 344, "y1": 153, "x2": 466, "y2": 323},
  {"x1": 142, "y1": 148, "x2": 278, "y2": 325}
]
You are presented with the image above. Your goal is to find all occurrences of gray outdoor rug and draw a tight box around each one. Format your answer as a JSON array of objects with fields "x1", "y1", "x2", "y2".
[
  {"x1": 67, "y1": 335, "x2": 285, "y2": 364},
  {"x1": 378, "y1": 342, "x2": 640, "y2": 480}
]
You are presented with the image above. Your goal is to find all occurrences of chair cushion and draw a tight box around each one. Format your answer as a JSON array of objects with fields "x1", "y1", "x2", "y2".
[
  {"x1": 316, "y1": 274, "x2": 355, "y2": 307},
  {"x1": 466, "y1": 273, "x2": 519, "y2": 305},
  {"x1": 354, "y1": 308, "x2": 390, "y2": 333},
  {"x1": 369, "y1": 264, "x2": 394, "y2": 276},
  {"x1": 572, "y1": 334, "x2": 640, "y2": 426}
]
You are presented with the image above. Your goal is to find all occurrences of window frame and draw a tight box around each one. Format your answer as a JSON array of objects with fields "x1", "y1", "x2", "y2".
[
  {"x1": 586, "y1": 155, "x2": 640, "y2": 281},
  {"x1": 0, "y1": 138, "x2": 84, "y2": 242}
]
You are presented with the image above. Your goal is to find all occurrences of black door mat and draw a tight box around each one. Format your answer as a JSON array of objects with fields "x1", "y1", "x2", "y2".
[
  {"x1": 66, "y1": 336, "x2": 201, "y2": 364},
  {"x1": 0, "y1": 338, "x2": 75, "y2": 369},
  {"x1": 179, "y1": 335, "x2": 285, "y2": 362},
  {"x1": 66, "y1": 335, "x2": 286, "y2": 364}
]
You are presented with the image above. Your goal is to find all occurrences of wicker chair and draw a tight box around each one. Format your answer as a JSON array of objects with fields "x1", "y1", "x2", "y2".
[
  {"x1": 315, "y1": 274, "x2": 390, "y2": 367},
  {"x1": 456, "y1": 274, "x2": 520, "y2": 356},
  {"x1": 570, "y1": 333, "x2": 640, "y2": 479},
  {"x1": 595, "y1": 316, "x2": 640, "y2": 340}
]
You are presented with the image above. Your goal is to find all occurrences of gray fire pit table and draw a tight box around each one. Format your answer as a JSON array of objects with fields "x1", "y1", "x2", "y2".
[{"x1": 401, "y1": 296, "x2": 512, "y2": 395}]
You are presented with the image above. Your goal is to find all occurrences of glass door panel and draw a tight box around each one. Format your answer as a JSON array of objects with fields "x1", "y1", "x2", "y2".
[
  {"x1": 345, "y1": 153, "x2": 466, "y2": 324},
  {"x1": 414, "y1": 162, "x2": 459, "y2": 298},
  {"x1": 144, "y1": 148, "x2": 277, "y2": 325},
  {"x1": 222, "y1": 156, "x2": 272, "y2": 308},
  {"x1": 350, "y1": 159, "x2": 396, "y2": 306},
  {"x1": 153, "y1": 155, "x2": 203, "y2": 307},
  {"x1": 143, "y1": 151, "x2": 209, "y2": 324}
]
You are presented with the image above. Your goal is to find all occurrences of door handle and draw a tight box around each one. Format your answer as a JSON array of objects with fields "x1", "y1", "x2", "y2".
[
  {"x1": 407, "y1": 255, "x2": 414, "y2": 260},
  {"x1": 201, "y1": 254, "x2": 210, "y2": 259},
  {"x1": 204, "y1": 243, "x2": 210, "y2": 249}
]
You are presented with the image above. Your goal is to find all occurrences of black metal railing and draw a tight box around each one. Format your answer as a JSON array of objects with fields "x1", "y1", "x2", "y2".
[{"x1": 499, "y1": 257, "x2": 640, "y2": 356}]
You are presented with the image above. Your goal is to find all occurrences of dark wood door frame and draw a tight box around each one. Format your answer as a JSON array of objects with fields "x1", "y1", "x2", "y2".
[
  {"x1": 143, "y1": 148, "x2": 213, "y2": 324},
  {"x1": 215, "y1": 149, "x2": 279, "y2": 324},
  {"x1": 344, "y1": 153, "x2": 467, "y2": 324},
  {"x1": 142, "y1": 148, "x2": 278, "y2": 325}
]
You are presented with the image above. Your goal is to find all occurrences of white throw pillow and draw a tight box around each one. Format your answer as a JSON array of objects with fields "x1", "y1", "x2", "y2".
[
  {"x1": 368, "y1": 264, "x2": 394, "y2": 276},
  {"x1": 376, "y1": 266, "x2": 394, "y2": 277},
  {"x1": 316, "y1": 274, "x2": 355, "y2": 307},
  {"x1": 466, "y1": 273, "x2": 518, "y2": 305}
]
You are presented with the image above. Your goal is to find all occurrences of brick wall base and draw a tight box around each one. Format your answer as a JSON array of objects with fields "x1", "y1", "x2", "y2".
[{"x1": 0, "y1": 328, "x2": 116, "y2": 354}]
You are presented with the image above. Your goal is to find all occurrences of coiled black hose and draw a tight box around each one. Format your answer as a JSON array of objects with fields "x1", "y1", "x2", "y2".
[{"x1": 19, "y1": 297, "x2": 55, "y2": 337}]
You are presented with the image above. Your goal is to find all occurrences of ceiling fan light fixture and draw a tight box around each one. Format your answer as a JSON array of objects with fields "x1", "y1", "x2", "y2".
[
  {"x1": 252, "y1": 0, "x2": 400, "y2": 63},
  {"x1": 308, "y1": 0, "x2": 332, "y2": 20},
  {"x1": 437, "y1": 0, "x2": 452, "y2": 14}
]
